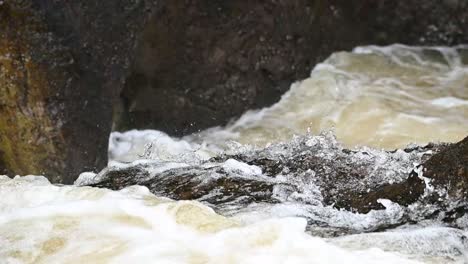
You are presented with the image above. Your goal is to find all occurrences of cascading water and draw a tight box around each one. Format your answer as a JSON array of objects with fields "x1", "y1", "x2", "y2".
[
  {"x1": 183, "y1": 44, "x2": 468, "y2": 152},
  {"x1": 1, "y1": 45, "x2": 468, "y2": 263}
]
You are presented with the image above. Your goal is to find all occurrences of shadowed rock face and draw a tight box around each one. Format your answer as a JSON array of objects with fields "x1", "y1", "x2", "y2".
[
  {"x1": 116, "y1": 0, "x2": 468, "y2": 135},
  {"x1": 0, "y1": 1, "x2": 155, "y2": 183}
]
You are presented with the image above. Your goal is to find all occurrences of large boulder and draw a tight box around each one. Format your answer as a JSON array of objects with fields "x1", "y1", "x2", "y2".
[
  {"x1": 116, "y1": 0, "x2": 468, "y2": 135},
  {"x1": 0, "y1": 1, "x2": 154, "y2": 183}
]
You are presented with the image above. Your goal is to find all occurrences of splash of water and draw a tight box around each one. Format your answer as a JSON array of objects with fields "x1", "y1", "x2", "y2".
[{"x1": 2, "y1": 45, "x2": 468, "y2": 263}]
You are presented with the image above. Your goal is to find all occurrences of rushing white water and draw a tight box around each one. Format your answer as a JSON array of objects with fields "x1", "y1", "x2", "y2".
[
  {"x1": 107, "y1": 45, "x2": 468, "y2": 163},
  {"x1": 1, "y1": 176, "x2": 428, "y2": 264},
  {"x1": 183, "y1": 44, "x2": 468, "y2": 151},
  {"x1": 2, "y1": 45, "x2": 468, "y2": 263}
]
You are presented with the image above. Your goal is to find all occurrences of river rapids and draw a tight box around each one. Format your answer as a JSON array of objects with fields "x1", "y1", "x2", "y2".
[{"x1": 1, "y1": 45, "x2": 468, "y2": 263}]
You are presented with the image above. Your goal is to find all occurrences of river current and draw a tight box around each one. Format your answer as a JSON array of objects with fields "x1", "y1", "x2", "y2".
[{"x1": 1, "y1": 45, "x2": 468, "y2": 263}]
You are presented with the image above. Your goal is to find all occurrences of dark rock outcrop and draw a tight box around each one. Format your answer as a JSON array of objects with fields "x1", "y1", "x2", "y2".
[
  {"x1": 0, "y1": 1, "x2": 154, "y2": 183},
  {"x1": 339, "y1": 136, "x2": 468, "y2": 213},
  {"x1": 116, "y1": 0, "x2": 468, "y2": 135}
]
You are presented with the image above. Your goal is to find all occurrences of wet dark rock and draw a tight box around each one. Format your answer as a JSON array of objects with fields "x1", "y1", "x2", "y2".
[
  {"x1": 85, "y1": 135, "x2": 468, "y2": 232},
  {"x1": 116, "y1": 0, "x2": 468, "y2": 135},
  {"x1": 232, "y1": 139, "x2": 437, "y2": 213},
  {"x1": 422, "y1": 136, "x2": 468, "y2": 201},
  {"x1": 334, "y1": 171, "x2": 425, "y2": 213},
  {"x1": 0, "y1": 1, "x2": 155, "y2": 183},
  {"x1": 90, "y1": 163, "x2": 278, "y2": 205},
  {"x1": 324, "y1": 136, "x2": 468, "y2": 213},
  {"x1": 88, "y1": 135, "x2": 468, "y2": 223},
  {"x1": 371, "y1": 0, "x2": 468, "y2": 45}
]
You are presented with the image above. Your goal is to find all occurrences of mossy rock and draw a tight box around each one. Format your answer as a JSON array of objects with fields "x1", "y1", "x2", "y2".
[{"x1": 0, "y1": 3, "x2": 65, "y2": 181}]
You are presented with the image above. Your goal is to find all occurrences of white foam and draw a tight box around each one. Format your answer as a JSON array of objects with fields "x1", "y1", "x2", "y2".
[
  {"x1": 431, "y1": 97, "x2": 468, "y2": 108},
  {"x1": 109, "y1": 129, "x2": 213, "y2": 164},
  {"x1": 222, "y1": 159, "x2": 262, "y2": 176},
  {"x1": 0, "y1": 176, "x2": 421, "y2": 264},
  {"x1": 331, "y1": 226, "x2": 468, "y2": 262},
  {"x1": 74, "y1": 171, "x2": 98, "y2": 186}
]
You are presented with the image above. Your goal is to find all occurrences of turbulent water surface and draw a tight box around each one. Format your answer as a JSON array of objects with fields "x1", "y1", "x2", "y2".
[
  {"x1": 186, "y1": 44, "x2": 468, "y2": 151},
  {"x1": 2, "y1": 45, "x2": 468, "y2": 263}
]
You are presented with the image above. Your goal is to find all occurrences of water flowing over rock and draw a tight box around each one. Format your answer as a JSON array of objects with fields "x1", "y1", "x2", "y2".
[
  {"x1": 83, "y1": 134, "x2": 468, "y2": 234},
  {"x1": 2, "y1": 1, "x2": 468, "y2": 262}
]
